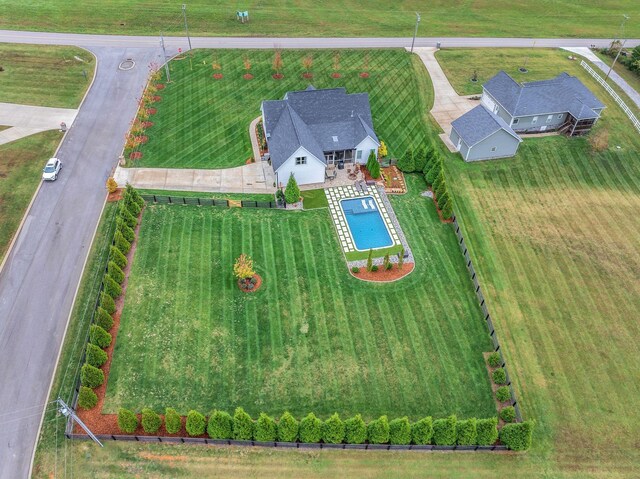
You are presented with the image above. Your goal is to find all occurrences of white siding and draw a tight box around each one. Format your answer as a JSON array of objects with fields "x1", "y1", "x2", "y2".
[
  {"x1": 481, "y1": 92, "x2": 497, "y2": 112},
  {"x1": 275, "y1": 146, "x2": 325, "y2": 186},
  {"x1": 354, "y1": 136, "x2": 379, "y2": 164}
]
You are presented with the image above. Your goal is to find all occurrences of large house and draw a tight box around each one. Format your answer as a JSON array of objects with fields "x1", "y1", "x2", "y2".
[
  {"x1": 450, "y1": 71, "x2": 605, "y2": 162},
  {"x1": 261, "y1": 86, "x2": 379, "y2": 186}
]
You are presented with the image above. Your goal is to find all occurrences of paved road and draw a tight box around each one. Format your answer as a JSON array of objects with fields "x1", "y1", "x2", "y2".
[
  {"x1": 1, "y1": 30, "x2": 639, "y2": 50},
  {"x1": 0, "y1": 46, "x2": 163, "y2": 479}
]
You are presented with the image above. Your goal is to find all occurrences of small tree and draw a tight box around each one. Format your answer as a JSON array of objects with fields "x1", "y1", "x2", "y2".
[
  {"x1": 165, "y1": 408, "x2": 182, "y2": 434},
  {"x1": 106, "y1": 177, "x2": 118, "y2": 193},
  {"x1": 369, "y1": 154, "x2": 381, "y2": 179},
  {"x1": 389, "y1": 417, "x2": 411, "y2": 445},
  {"x1": 302, "y1": 53, "x2": 313, "y2": 76},
  {"x1": 366, "y1": 249, "x2": 373, "y2": 272},
  {"x1": 397, "y1": 247, "x2": 405, "y2": 270},
  {"x1": 114, "y1": 230, "x2": 131, "y2": 256},
  {"x1": 411, "y1": 416, "x2": 433, "y2": 445},
  {"x1": 378, "y1": 140, "x2": 388, "y2": 158},
  {"x1": 475, "y1": 417, "x2": 499, "y2": 445},
  {"x1": 117, "y1": 408, "x2": 138, "y2": 434},
  {"x1": 344, "y1": 414, "x2": 367, "y2": 444},
  {"x1": 117, "y1": 221, "x2": 135, "y2": 243},
  {"x1": 141, "y1": 408, "x2": 162, "y2": 433},
  {"x1": 277, "y1": 411, "x2": 299, "y2": 442},
  {"x1": 272, "y1": 49, "x2": 284, "y2": 77},
  {"x1": 432, "y1": 170, "x2": 445, "y2": 198},
  {"x1": 255, "y1": 413, "x2": 277, "y2": 442},
  {"x1": 382, "y1": 253, "x2": 390, "y2": 270},
  {"x1": 425, "y1": 156, "x2": 442, "y2": 185},
  {"x1": 77, "y1": 386, "x2": 98, "y2": 410},
  {"x1": 233, "y1": 407, "x2": 255, "y2": 440},
  {"x1": 432, "y1": 415, "x2": 457, "y2": 445},
  {"x1": 80, "y1": 363, "x2": 104, "y2": 388},
  {"x1": 455, "y1": 418, "x2": 477, "y2": 445},
  {"x1": 436, "y1": 190, "x2": 450, "y2": 211},
  {"x1": 414, "y1": 146, "x2": 427, "y2": 173},
  {"x1": 233, "y1": 254, "x2": 255, "y2": 286},
  {"x1": 397, "y1": 148, "x2": 415, "y2": 173},
  {"x1": 440, "y1": 199, "x2": 453, "y2": 220},
  {"x1": 186, "y1": 410, "x2": 206, "y2": 436},
  {"x1": 109, "y1": 245, "x2": 128, "y2": 270},
  {"x1": 103, "y1": 274, "x2": 121, "y2": 299},
  {"x1": 367, "y1": 415, "x2": 390, "y2": 444},
  {"x1": 243, "y1": 54, "x2": 251, "y2": 72},
  {"x1": 500, "y1": 406, "x2": 516, "y2": 423},
  {"x1": 86, "y1": 343, "x2": 108, "y2": 368},
  {"x1": 322, "y1": 413, "x2": 345, "y2": 444},
  {"x1": 208, "y1": 410, "x2": 233, "y2": 439},
  {"x1": 95, "y1": 307, "x2": 114, "y2": 331},
  {"x1": 118, "y1": 203, "x2": 138, "y2": 228},
  {"x1": 500, "y1": 420, "x2": 534, "y2": 451},
  {"x1": 100, "y1": 292, "x2": 116, "y2": 314},
  {"x1": 107, "y1": 261, "x2": 125, "y2": 284},
  {"x1": 284, "y1": 173, "x2": 300, "y2": 204},
  {"x1": 299, "y1": 412, "x2": 322, "y2": 443},
  {"x1": 89, "y1": 325, "x2": 112, "y2": 348}
]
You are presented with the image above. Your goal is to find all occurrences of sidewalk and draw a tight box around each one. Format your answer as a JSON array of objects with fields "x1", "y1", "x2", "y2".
[
  {"x1": 114, "y1": 161, "x2": 276, "y2": 194},
  {"x1": 0, "y1": 102, "x2": 78, "y2": 145}
]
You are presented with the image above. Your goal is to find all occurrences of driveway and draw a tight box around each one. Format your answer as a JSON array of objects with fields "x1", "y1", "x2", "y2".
[{"x1": 0, "y1": 102, "x2": 78, "y2": 145}]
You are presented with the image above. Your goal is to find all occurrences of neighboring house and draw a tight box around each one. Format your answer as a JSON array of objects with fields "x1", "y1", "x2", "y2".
[
  {"x1": 261, "y1": 86, "x2": 379, "y2": 186},
  {"x1": 450, "y1": 71, "x2": 605, "y2": 162}
]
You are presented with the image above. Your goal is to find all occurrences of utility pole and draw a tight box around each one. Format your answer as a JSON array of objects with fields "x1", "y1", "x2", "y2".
[
  {"x1": 182, "y1": 4, "x2": 192, "y2": 51},
  {"x1": 410, "y1": 12, "x2": 421, "y2": 53},
  {"x1": 620, "y1": 14, "x2": 630, "y2": 40},
  {"x1": 160, "y1": 33, "x2": 171, "y2": 83},
  {"x1": 604, "y1": 38, "x2": 627, "y2": 83},
  {"x1": 57, "y1": 397, "x2": 103, "y2": 447}
]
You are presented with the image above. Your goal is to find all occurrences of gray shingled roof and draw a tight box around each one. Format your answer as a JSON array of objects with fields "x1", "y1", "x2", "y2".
[
  {"x1": 451, "y1": 105, "x2": 521, "y2": 147},
  {"x1": 262, "y1": 87, "x2": 379, "y2": 170},
  {"x1": 483, "y1": 71, "x2": 605, "y2": 119}
]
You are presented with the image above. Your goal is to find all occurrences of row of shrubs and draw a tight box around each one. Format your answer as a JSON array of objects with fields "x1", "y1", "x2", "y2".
[
  {"x1": 486, "y1": 352, "x2": 519, "y2": 423},
  {"x1": 396, "y1": 144, "x2": 452, "y2": 219},
  {"x1": 114, "y1": 407, "x2": 533, "y2": 450},
  {"x1": 77, "y1": 185, "x2": 145, "y2": 410}
]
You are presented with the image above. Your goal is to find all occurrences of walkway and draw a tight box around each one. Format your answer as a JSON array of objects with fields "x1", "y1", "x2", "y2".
[
  {"x1": 249, "y1": 116, "x2": 262, "y2": 162},
  {"x1": 113, "y1": 162, "x2": 276, "y2": 194},
  {"x1": 563, "y1": 47, "x2": 640, "y2": 110},
  {"x1": 0, "y1": 102, "x2": 78, "y2": 145}
]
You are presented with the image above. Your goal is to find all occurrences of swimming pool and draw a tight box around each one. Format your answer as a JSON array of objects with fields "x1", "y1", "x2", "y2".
[{"x1": 340, "y1": 196, "x2": 393, "y2": 251}]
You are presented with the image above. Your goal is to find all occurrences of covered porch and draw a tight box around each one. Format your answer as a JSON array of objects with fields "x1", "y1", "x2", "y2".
[
  {"x1": 299, "y1": 163, "x2": 364, "y2": 191},
  {"x1": 324, "y1": 149, "x2": 356, "y2": 166}
]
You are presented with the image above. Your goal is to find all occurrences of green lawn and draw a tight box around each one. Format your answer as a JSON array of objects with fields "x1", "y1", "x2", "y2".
[
  {"x1": 1, "y1": 0, "x2": 637, "y2": 38},
  {"x1": 0, "y1": 43, "x2": 94, "y2": 108},
  {"x1": 594, "y1": 50, "x2": 640, "y2": 103},
  {"x1": 130, "y1": 49, "x2": 431, "y2": 169},
  {"x1": 0, "y1": 130, "x2": 63, "y2": 261},
  {"x1": 104, "y1": 174, "x2": 495, "y2": 420},
  {"x1": 301, "y1": 189, "x2": 328, "y2": 209}
]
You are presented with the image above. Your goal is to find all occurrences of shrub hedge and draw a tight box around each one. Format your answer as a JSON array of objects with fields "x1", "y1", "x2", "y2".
[
  {"x1": 367, "y1": 415, "x2": 390, "y2": 444},
  {"x1": 389, "y1": 417, "x2": 411, "y2": 445},
  {"x1": 433, "y1": 415, "x2": 457, "y2": 446},
  {"x1": 99, "y1": 292, "x2": 116, "y2": 315},
  {"x1": 77, "y1": 386, "x2": 98, "y2": 410},
  {"x1": 255, "y1": 413, "x2": 277, "y2": 442},
  {"x1": 487, "y1": 351, "x2": 502, "y2": 368},
  {"x1": 164, "y1": 407, "x2": 181, "y2": 434},
  {"x1": 495, "y1": 386, "x2": 511, "y2": 403},
  {"x1": 80, "y1": 363, "x2": 104, "y2": 388},
  {"x1": 117, "y1": 408, "x2": 138, "y2": 434},
  {"x1": 456, "y1": 418, "x2": 477, "y2": 445},
  {"x1": 500, "y1": 420, "x2": 534, "y2": 451},
  {"x1": 411, "y1": 416, "x2": 433, "y2": 445},
  {"x1": 476, "y1": 417, "x2": 499, "y2": 445},
  {"x1": 89, "y1": 325, "x2": 112, "y2": 348},
  {"x1": 107, "y1": 261, "x2": 125, "y2": 284},
  {"x1": 233, "y1": 407, "x2": 254, "y2": 440},
  {"x1": 208, "y1": 410, "x2": 233, "y2": 439},
  {"x1": 492, "y1": 368, "x2": 507, "y2": 385},
  {"x1": 186, "y1": 410, "x2": 206, "y2": 436},
  {"x1": 114, "y1": 230, "x2": 131, "y2": 256},
  {"x1": 109, "y1": 245, "x2": 128, "y2": 270},
  {"x1": 322, "y1": 413, "x2": 345, "y2": 444},
  {"x1": 85, "y1": 343, "x2": 108, "y2": 368},
  {"x1": 141, "y1": 408, "x2": 162, "y2": 433},
  {"x1": 103, "y1": 274, "x2": 122, "y2": 299},
  {"x1": 95, "y1": 307, "x2": 114, "y2": 331},
  {"x1": 344, "y1": 414, "x2": 367, "y2": 444},
  {"x1": 500, "y1": 406, "x2": 516, "y2": 423},
  {"x1": 118, "y1": 203, "x2": 137, "y2": 229},
  {"x1": 117, "y1": 221, "x2": 135, "y2": 244},
  {"x1": 277, "y1": 411, "x2": 299, "y2": 442},
  {"x1": 299, "y1": 412, "x2": 322, "y2": 443}
]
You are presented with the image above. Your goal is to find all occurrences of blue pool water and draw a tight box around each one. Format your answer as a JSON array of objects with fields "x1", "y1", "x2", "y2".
[{"x1": 340, "y1": 197, "x2": 393, "y2": 250}]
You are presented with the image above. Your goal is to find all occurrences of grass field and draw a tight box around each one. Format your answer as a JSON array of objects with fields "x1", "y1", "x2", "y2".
[
  {"x1": 0, "y1": 0, "x2": 637, "y2": 39},
  {"x1": 594, "y1": 50, "x2": 640, "y2": 101},
  {"x1": 131, "y1": 49, "x2": 430, "y2": 169},
  {"x1": 0, "y1": 130, "x2": 63, "y2": 261},
  {"x1": 104, "y1": 175, "x2": 495, "y2": 420},
  {"x1": 0, "y1": 43, "x2": 94, "y2": 108}
]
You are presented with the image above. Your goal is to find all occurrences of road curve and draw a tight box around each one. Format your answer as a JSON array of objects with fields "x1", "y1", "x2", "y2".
[{"x1": 1, "y1": 30, "x2": 639, "y2": 49}]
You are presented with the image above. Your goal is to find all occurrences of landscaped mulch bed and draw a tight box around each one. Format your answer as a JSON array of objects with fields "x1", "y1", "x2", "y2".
[
  {"x1": 243, "y1": 73, "x2": 253, "y2": 80},
  {"x1": 351, "y1": 263, "x2": 414, "y2": 282},
  {"x1": 331, "y1": 72, "x2": 342, "y2": 78},
  {"x1": 302, "y1": 73, "x2": 313, "y2": 79},
  {"x1": 212, "y1": 73, "x2": 223, "y2": 80},
  {"x1": 237, "y1": 274, "x2": 262, "y2": 293},
  {"x1": 381, "y1": 166, "x2": 406, "y2": 194},
  {"x1": 129, "y1": 152, "x2": 143, "y2": 160},
  {"x1": 483, "y1": 351, "x2": 511, "y2": 430},
  {"x1": 359, "y1": 72, "x2": 370, "y2": 78},
  {"x1": 272, "y1": 73, "x2": 284, "y2": 80},
  {"x1": 146, "y1": 108, "x2": 157, "y2": 115},
  {"x1": 106, "y1": 188, "x2": 124, "y2": 203}
]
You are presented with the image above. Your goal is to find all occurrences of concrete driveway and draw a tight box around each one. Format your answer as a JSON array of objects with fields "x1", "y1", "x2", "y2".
[{"x1": 0, "y1": 102, "x2": 78, "y2": 145}]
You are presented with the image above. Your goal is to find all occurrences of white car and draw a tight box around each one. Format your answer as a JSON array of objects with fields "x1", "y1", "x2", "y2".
[{"x1": 42, "y1": 158, "x2": 62, "y2": 181}]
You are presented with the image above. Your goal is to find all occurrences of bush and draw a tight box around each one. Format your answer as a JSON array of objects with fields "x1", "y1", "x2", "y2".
[
  {"x1": 322, "y1": 413, "x2": 345, "y2": 444},
  {"x1": 125, "y1": 197, "x2": 141, "y2": 217},
  {"x1": 109, "y1": 245, "x2": 128, "y2": 269},
  {"x1": 432, "y1": 415, "x2": 457, "y2": 445},
  {"x1": 413, "y1": 146, "x2": 427, "y2": 173},
  {"x1": 351, "y1": 266, "x2": 360, "y2": 273},
  {"x1": 114, "y1": 230, "x2": 131, "y2": 255},
  {"x1": 432, "y1": 170, "x2": 445, "y2": 195},
  {"x1": 77, "y1": 386, "x2": 98, "y2": 410},
  {"x1": 440, "y1": 199, "x2": 453, "y2": 220},
  {"x1": 588, "y1": 127, "x2": 609, "y2": 153},
  {"x1": 85, "y1": 343, "x2": 108, "y2": 368},
  {"x1": 371, "y1": 265, "x2": 378, "y2": 272},
  {"x1": 277, "y1": 411, "x2": 299, "y2": 442},
  {"x1": 165, "y1": 408, "x2": 182, "y2": 434},
  {"x1": 435, "y1": 179, "x2": 447, "y2": 201},
  {"x1": 80, "y1": 363, "x2": 104, "y2": 388},
  {"x1": 389, "y1": 417, "x2": 411, "y2": 445},
  {"x1": 367, "y1": 415, "x2": 390, "y2": 444},
  {"x1": 117, "y1": 222, "x2": 135, "y2": 244},
  {"x1": 253, "y1": 413, "x2": 277, "y2": 442},
  {"x1": 119, "y1": 203, "x2": 137, "y2": 228},
  {"x1": 106, "y1": 177, "x2": 118, "y2": 193},
  {"x1": 369, "y1": 157, "x2": 381, "y2": 179},
  {"x1": 141, "y1": 408, "x2": 162, "y2": 433},
  {"x1": 425, "y1": 158, "x2": 441, "y2": 185},
  {"x1": 125, "y1": 184, "x2": 145, "y2": 209},
  {"x1": 411, "y1": 416, "x2": 433, "y2": 445},
  {"x1": 397, "y1": 148, "x2": 415, "y2": 173},
  {"x1": 186, "y1": 410, "x2": 206, "y2": 436},
  {"x1": 366, "y1": 248, "x2": 373, "y2": 272},
  {"x1": 382, "y1": 253, "x2": 390, "y2": 270},
  {"x1": 233, "y1": 407, "x2": 254, "y2": 440},
  {"x1": 99, "y1": 292, "x2": 116, "y2": 314},
  {"x1": 487, "y1": 352, "x2": 502, "y2": 368},
  {"x1": 95, "y1": 307, "x2": 114, "y2": 331},
  {"x1": 89, "y1": 325, "x2": 112, "y2": 348},
  {"x1": 299, "y1": 412, "x2": 322, "y2": 443},
  {"x1": 492, "y1": 368, "x2": 507, "y2": 385},
  {"x1": 500, "y1": 420, "x2": 534, "y2": 451},
  {"x1": 386, "y1": 262, "x2": 393, "y2": 270},
  {"x1": 103, "y1": 274, "x2": 122, "y2": 299},
  {"x1": 117, "y1": 408, "x2": 138, "y2": 434},
  {"x1": 344, "y1": 414, "x2": 367, "y2": 444},
  {"x1": 500, "y1": 406, "x2": 516, "y2": 423},
  {"x1": 496, "y1": 386, "x2": 511, "y2": 402},
  {"x1": 456, "y1": 418, "x2": 477, "y2": 445},
  {"x1": 284, "y1": 173, "x2": 300, "y2": 204},
  {"x1": 436, "y1": 189, "x2": 450, "y2": 209},
  {"x1": 107, "y1": 261, "x2": 125, "y2": 284},
  {"x1": 475, "y1": 417, "x2": 499, "y2": 445},
  {"x1": 208, "y1": 410, "x2": 233, "y2": 439}
]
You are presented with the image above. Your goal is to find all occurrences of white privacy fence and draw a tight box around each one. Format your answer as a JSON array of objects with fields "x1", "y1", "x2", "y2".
[{"x1": 580, "y1": 60, "x2": 640, "y2": 134}]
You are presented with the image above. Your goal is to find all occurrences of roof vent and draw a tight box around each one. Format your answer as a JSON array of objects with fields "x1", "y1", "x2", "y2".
[{"x1": 332, "y1": 136, "x2": 338, "y2": 142}]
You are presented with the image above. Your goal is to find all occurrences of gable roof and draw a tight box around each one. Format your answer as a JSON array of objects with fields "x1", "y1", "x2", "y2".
[
  {"x1": 262, "y1": 87, "x2": 379, "y2": 170},
  {"x1": 483, "y1": 71, "x2": 605, "y2": 119},
  {"x1": 451, "y1": 104, "x2": 521, "y2": 147}
]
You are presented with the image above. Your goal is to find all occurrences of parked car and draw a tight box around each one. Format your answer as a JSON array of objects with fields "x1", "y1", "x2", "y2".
[{"x1": 42, "y1": 158, "x2": 62, "y2": 181}]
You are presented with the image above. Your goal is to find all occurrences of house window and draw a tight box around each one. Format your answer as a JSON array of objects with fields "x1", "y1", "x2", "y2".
[
  {"x1": 491, "y1": 147, "x2": 497, "y2": 152},
  {"x1": 512, "y1": 118, "x2": 519, "y2": 125},
  {"x1": 356, "y1": 150, "x2": 362, "y2": 160},
  {"x1": 532, "y1": 116, "x2": 538, "y2": 124},
  {"x1": 557, "y1": 114, "x2": 563, "y2": 119},
  {"x1": 295, "y1": 156, "x2": 307, "y2": 165},
  {"x1": 546, "y1": 114, "x2": 553, "y2": 123}
]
